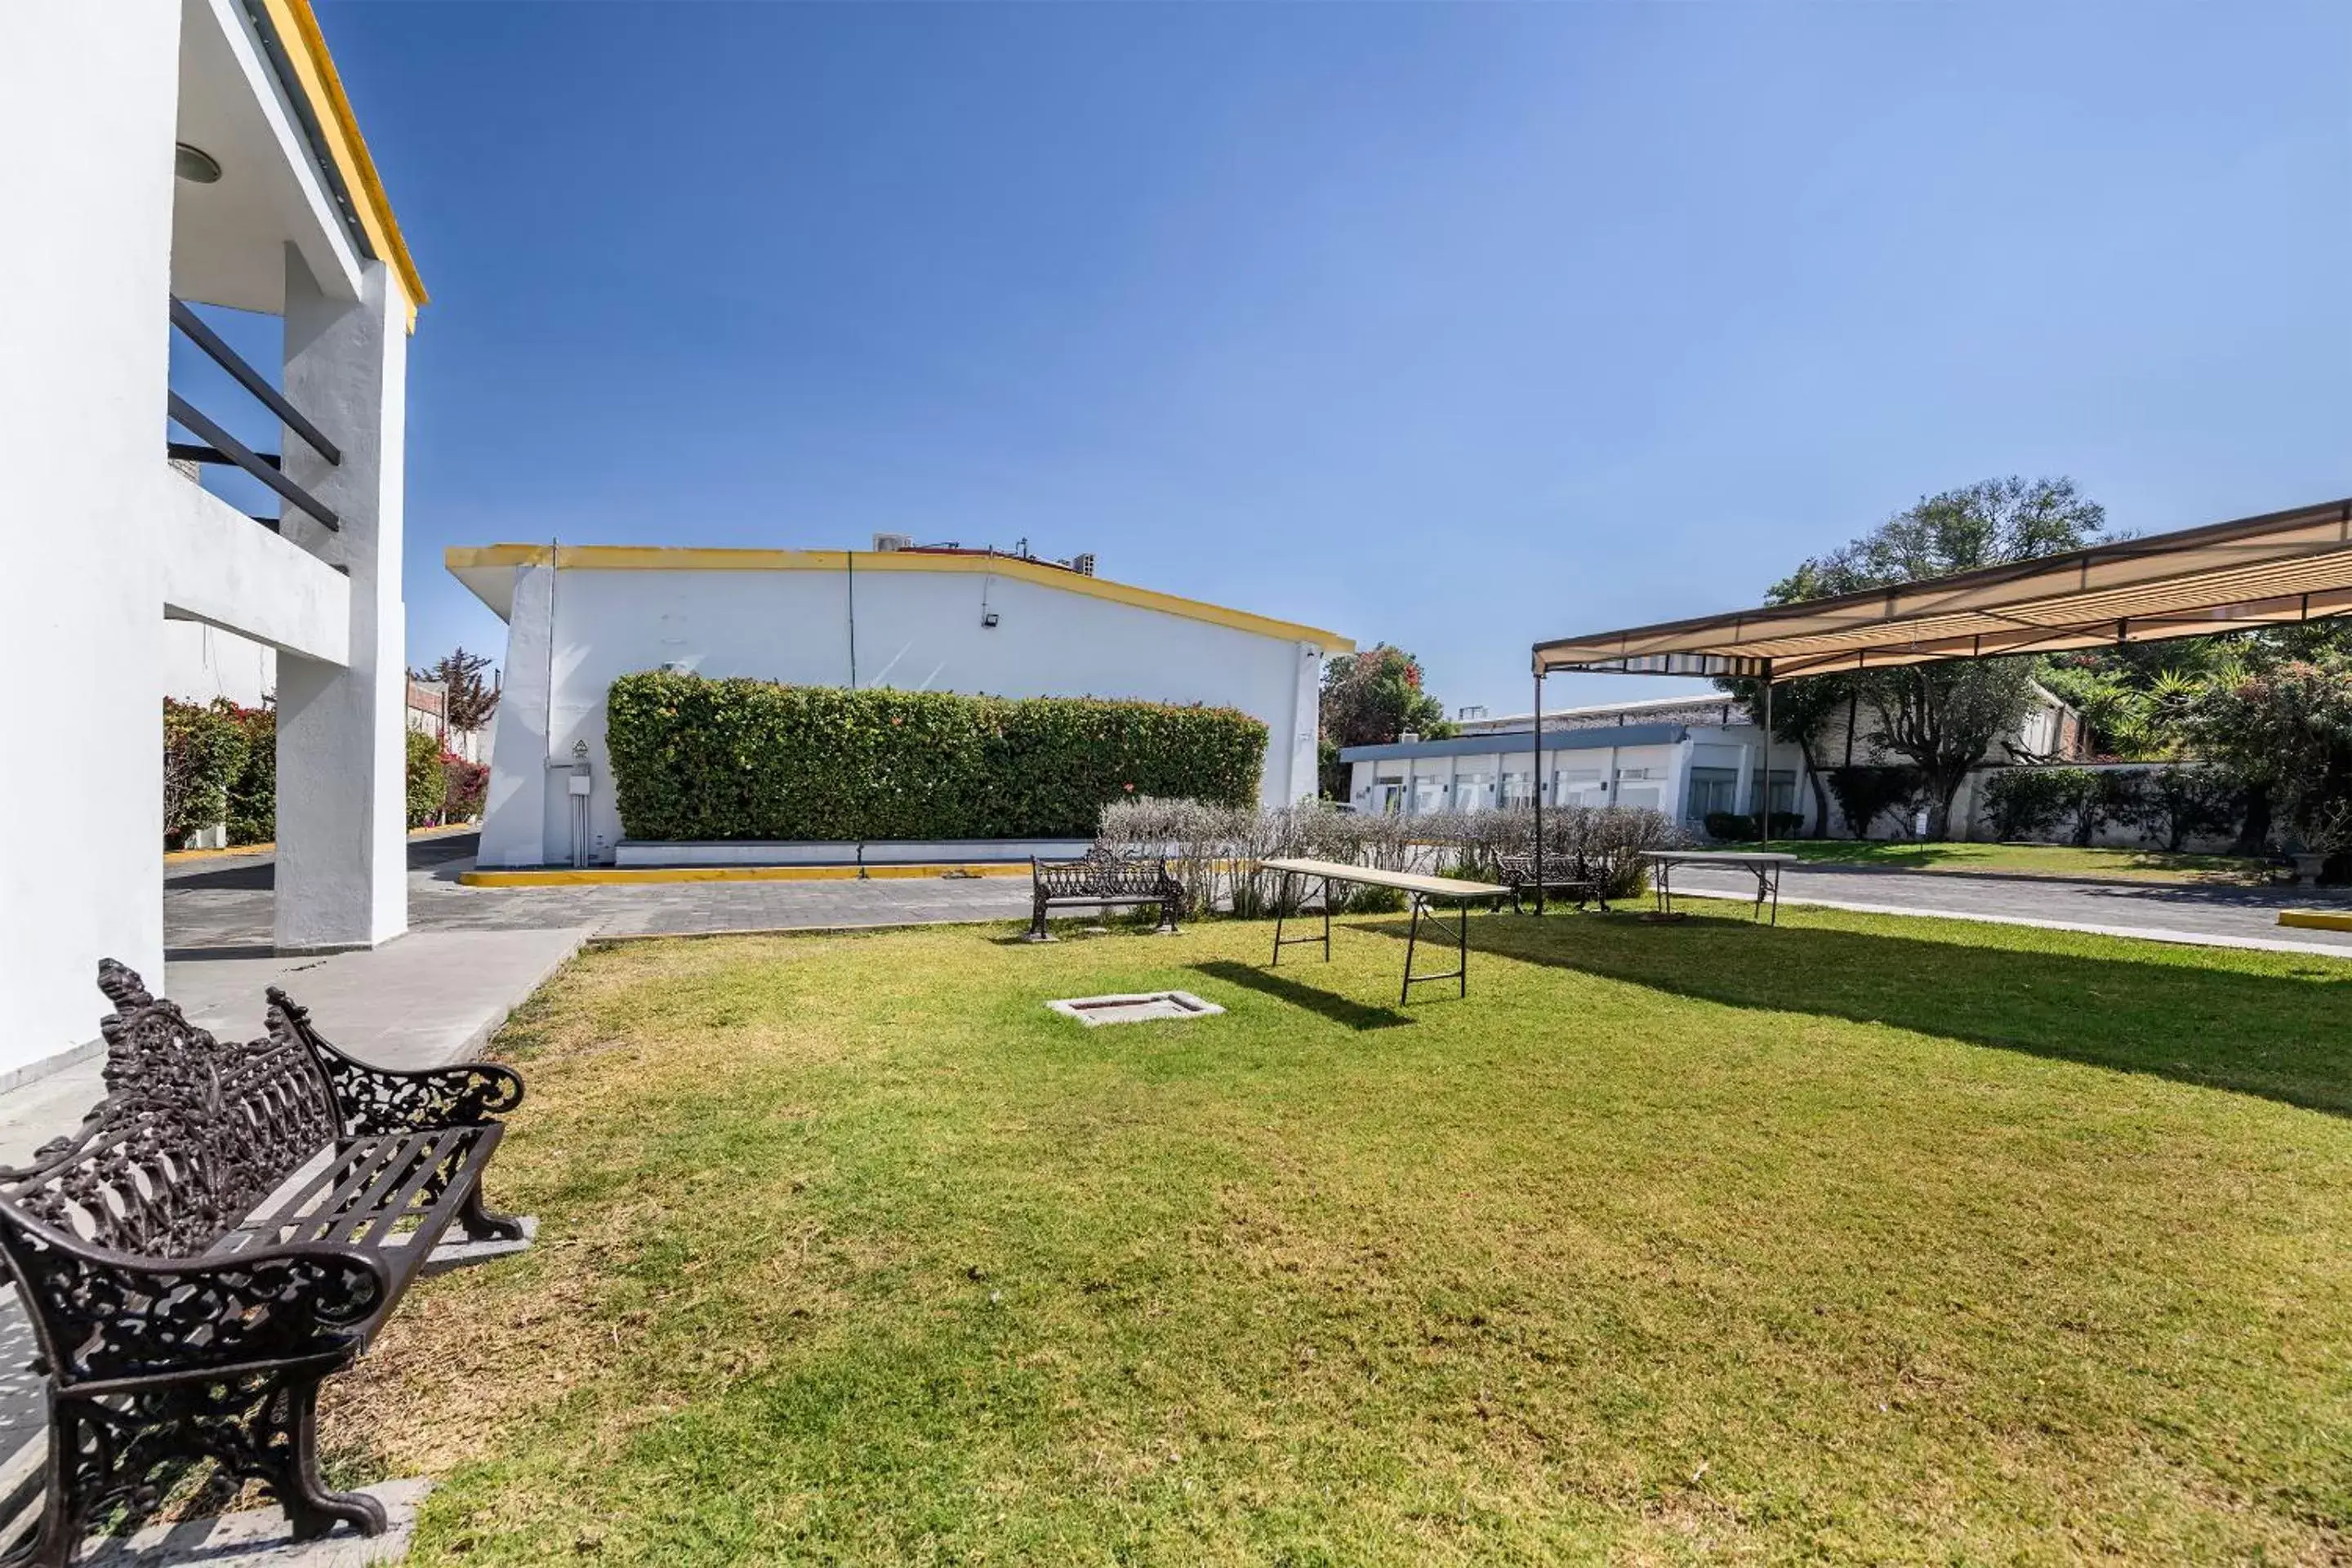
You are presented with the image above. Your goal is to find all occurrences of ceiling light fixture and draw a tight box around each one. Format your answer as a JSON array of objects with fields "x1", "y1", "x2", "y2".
[{"x1": 174, "y1": 142, "x2": 221, "y2": 184}]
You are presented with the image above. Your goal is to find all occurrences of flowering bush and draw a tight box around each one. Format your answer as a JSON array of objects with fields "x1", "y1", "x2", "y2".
[{"x1": 443, "y1": 755, "x2": 489, "y2": 822}]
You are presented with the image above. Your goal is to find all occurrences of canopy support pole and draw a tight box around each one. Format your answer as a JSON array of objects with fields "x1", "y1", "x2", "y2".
[
  {"x1": 1759, "y1": 661, "x2": 1775, "y2": 848},
  {"x1": 1532, "y1": 668, "x2": 1545, "y2": 916}
]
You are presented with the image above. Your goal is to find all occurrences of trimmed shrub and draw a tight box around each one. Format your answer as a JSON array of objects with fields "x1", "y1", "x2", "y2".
[
  {"x1": 405, "y1": 725, "x2": 445, "y2": 828},
  {"x1": 1096, "y1": 798, "x2": 1686, "y2": 916},
  {"x1": 2127, "y1": 765, "x2": 2243, "y2": 852},
  {"x1": 605, "y1": 671, "x2": 1268, "y2": 842},
  {"x1": 1825, "y1": 764, "x2": 1926, "y2": 840},
  {"x1": 225, "y1": 706, "x2": 274, "y2": 845},
  {"x1": 163, "y1": 699, "x2": 250, "y2": 848},
  {"x1": 1983, "y1": 767, "x2": 2100, "y2": 842},
  {"x1": 1703, "y1": 811, "x2": 1802, "y2": 842}
]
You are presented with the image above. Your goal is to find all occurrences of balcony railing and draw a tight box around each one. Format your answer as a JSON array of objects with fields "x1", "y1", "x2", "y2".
[{"x1": 166, "y1": 296, "x2": 340, "y2": 532}]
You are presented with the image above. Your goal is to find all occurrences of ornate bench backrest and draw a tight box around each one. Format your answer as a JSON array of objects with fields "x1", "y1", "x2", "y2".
[
  {"x1": 0, "y1": 963, "x2": 339, "y2": 1258},
  {"x1": 1036, "y1": 850, "x2": 1170, "y2": 898}
]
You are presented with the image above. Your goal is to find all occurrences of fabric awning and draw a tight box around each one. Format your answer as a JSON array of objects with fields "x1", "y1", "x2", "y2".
[{"x1": 1532, "y1": 497, "x2": 2352, "y2": 679}]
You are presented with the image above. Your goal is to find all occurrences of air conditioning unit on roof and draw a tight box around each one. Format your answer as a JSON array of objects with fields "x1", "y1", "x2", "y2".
[{"x1": 872, "y1": 532, "x2": 912, "y2": 552}]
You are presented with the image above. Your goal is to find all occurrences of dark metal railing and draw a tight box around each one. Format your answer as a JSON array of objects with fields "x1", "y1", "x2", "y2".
[{"x1": 167, "y1": 295, "x2": 341, "y2": 532}]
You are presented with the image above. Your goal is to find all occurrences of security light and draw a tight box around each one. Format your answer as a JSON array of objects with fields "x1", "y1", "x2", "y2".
[{"x1": 174, "y1": 142, "x2": 222, "y2": 184}]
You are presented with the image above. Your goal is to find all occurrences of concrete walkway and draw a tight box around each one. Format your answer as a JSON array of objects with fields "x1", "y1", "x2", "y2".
[
  {"x1": 1664, "y1": 861, "x2": 2352, "y2": 958},
  {"x1": 167, "y1": 833, "x2": 1031, "y2": 952},
  {"x1": 0, "y1": 928, "x2": 588, "y2": 1171}
]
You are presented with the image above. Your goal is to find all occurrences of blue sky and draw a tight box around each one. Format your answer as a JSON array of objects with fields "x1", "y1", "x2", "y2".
[{"x1": 314, "y1": 1, "x2": 2350, "y2": 713}]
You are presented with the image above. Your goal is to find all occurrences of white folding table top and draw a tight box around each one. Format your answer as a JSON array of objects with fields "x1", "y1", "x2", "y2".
[{"x1": 1258, "y1": 858, "x2": 1508, "y2": 900}]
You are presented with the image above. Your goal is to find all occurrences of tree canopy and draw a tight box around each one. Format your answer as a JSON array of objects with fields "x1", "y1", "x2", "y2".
[
  {"x1": 1745, "y1": 478, "x2": 2108, "y2": 835},
  {"x1": 411, "y1": 647, "x2": 501, "y2": 733},
  {"x1": 1317, "y1": 645, "x2": 1453, "y2": 800}
]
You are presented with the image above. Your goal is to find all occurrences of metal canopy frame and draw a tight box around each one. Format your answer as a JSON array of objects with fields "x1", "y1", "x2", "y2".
[{"x1": 1525, "y1": 497, "x2": 2352, "y2": 911}]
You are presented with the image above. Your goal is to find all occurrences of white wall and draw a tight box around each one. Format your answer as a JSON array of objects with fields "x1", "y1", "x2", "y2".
[
  {"x1": 474, "y1": 564, "x2": 1328, "y2": 866},
  {"x1": 0, "y1": 1, "x2": 181, "y2": 1068},
  {"x1": 164, "y1": 621, "x2": 276, "y2": 708}
]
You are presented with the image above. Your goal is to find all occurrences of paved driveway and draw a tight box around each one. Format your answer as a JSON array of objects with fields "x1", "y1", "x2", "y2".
[
  {"x1": 1661, "y1": 860, "x2": 2352, "y2": 956},
  {"x1": 167, "y1": 835, "x2": 2352, "y2": 958},
  {"x1": 166, "y1": 834, "x2": 1032, "y2": 954}
]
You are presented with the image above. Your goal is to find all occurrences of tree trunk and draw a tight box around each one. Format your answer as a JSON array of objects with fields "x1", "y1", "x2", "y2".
[
  {"x1": 1805, "y1": 765, "x2": 1832, "y2": 840},
  {"x1": 1928, "y1": 768, "x2": 1967, "y2": 840},
  {"x1": 2232, "y1": 782, "x2": 2271, "y2": 858}
]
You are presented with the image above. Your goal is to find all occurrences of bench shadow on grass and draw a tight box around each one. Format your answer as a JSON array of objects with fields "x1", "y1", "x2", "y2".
[
  {"x1": 1354, "y1": 908, "x2": 2352, "y2": 1117},
  {"x1": 1188, "y1": 960, "x2": 1414, "y2": 1032}
]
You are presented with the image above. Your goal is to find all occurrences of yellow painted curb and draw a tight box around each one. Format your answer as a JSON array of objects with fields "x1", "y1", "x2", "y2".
[
  {"x1": 2279, "y1": 908, "x2": 2352, "y2": 933},
  {"x1": 460, "y1": 862, "x2": 1034, "y2": 888}
]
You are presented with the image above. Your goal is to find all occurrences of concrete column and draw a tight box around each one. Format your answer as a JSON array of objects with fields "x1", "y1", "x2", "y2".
[
  {"x1": 476, "y1": 563, "x2": 555, "y2": 868},
  {"x1": 0, "y1": 1, "x2": 178, "y2": 1069},
  {"x1": 274, "y1": 252, "x2": 409, "y2": 951},
  {"x1": 1282, "y1": 642, "x2": 1321, "y2": 805}
]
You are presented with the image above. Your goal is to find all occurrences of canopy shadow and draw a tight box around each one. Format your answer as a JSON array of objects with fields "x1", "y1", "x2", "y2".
[{"x1": 1355, "y1": 910, "x2": 2352, "y2": 1116}]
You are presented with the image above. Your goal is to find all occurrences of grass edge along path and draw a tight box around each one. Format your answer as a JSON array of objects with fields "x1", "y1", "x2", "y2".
[
  {"x1": 327, "y1": 905, "x2": 2352, "y2": 1565},
  {"x1": 1715, "y1": 838, "x2": 2271, "y2": 885}
]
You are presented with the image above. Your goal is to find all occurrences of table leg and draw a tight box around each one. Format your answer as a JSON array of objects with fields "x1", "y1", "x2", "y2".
[
  {"x1": 1456, "y1": 897, "x2": 1468, "y2": 999},
  {"x1": 1769, "y1": 866, "x2": 1782, "y2": 926},
  {"x1": 1321, "y1": 875, "x2": 1333, "y2": 960},
  {"x1": 1272, "y1": 871, "x2": 1291, "y2": 965},
  {"x1": 1401, "y1": 893, "x2": 1424, "y2": 1006}
]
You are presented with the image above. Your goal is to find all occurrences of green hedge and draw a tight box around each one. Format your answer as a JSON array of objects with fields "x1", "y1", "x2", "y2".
[{"x1": 606, "y1": 671, "x2": 1268, "y2": 842}]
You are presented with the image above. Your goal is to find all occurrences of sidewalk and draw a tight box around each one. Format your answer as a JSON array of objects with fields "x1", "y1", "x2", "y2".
[
  {"x1": 0, "y1": 928, "x2": 588, "y2": 1169},
  {"x1": 1665, "y1": 862, "x2": 2352, "y2": 958}
]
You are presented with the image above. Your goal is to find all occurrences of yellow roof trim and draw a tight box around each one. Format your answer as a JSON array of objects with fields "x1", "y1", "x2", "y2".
[
  {"x1": 443, "y1": 544, "x2": 1354, "y2": 652},
  {"x1": 257, "y1": 0, "x2": 428, "y2": 330}
]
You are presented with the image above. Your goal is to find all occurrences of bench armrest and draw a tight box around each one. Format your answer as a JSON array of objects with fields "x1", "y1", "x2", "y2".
[
  {"x1": 0, "y1": 1218, "x2": 390, "y2": 1391},
  {"x1": 268, "y1": 987, "x2": 525, "y2": 1136}
]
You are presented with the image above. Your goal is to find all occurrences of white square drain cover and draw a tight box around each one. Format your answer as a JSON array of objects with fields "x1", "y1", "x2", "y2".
[{"x1": 1046, "y1": 990, "x2": 1225, "y2": 1026}]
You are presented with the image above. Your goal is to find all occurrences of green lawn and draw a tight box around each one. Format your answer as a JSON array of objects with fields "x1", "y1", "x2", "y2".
[
  {"x1": 1716, "y1": 838, "x2": 2268, "y2": 884},
  {"x1": 332, "y1": 906, "x2": 2352, "y2": 1564}
]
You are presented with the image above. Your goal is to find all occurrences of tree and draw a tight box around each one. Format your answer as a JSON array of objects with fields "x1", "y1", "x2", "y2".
[
  {"x1": 1759, "y1": 477, "x2": 2108, "y2": 835},
  {"x1": 1317, "y1": 644, "x2": 1454, "y2": 798},
  {"x1": 410, "y1": 646, "x2": 500, "y2": 734},
  {"x1": 1717, "y1": 671, "x2": 1848, "y2": 835},
  {"x1": 2180, "y1": 653, "x2": 2352, "y2": 868}
]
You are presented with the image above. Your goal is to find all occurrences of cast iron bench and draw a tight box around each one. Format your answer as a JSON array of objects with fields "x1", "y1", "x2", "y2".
[
  {"x1": 0, "y1": 962, "x2": 529, "y2": 1566},
  {"x1": 1027, "y1": 849, "x2": 1183, "y2": 942},
  {"x1": 1496, "y1": 853, "x2": 1610, "y2": 915}
]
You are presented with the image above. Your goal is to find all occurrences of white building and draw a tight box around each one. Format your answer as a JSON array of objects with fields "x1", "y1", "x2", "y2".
[
  {"x1": 1344, "y1": 686, "x2": 2082, "y2": 836},
  {"x1": 2, "y1": 0, "x2": 422, "y2": 1076},
  {"x1": 448, "y1": 542, "x2": 1354, "y2": 867}
]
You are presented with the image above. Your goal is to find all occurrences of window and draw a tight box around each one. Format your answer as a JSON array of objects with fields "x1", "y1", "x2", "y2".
[
  {"x1": 1501, "y1": 770, "x2": 1533, "y2": 808},
  {"x1": 1411, "y1": 777, "x2": 1448, "y2": 813},
  {"x1": 1686, "y1": 767, "x2": 1739, "y2": 818}
]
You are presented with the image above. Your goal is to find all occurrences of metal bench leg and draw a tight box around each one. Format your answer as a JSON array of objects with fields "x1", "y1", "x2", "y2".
[
  {"x1": 1025, "y1": 893, "x2": 1053, "y2": 942},
  {"x1": 455, "y1": 1176, "x2": 528, "y2": 1244},
  {"x1": 277, "y1": 1375, "x2": 390, "y2": 1540}
]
